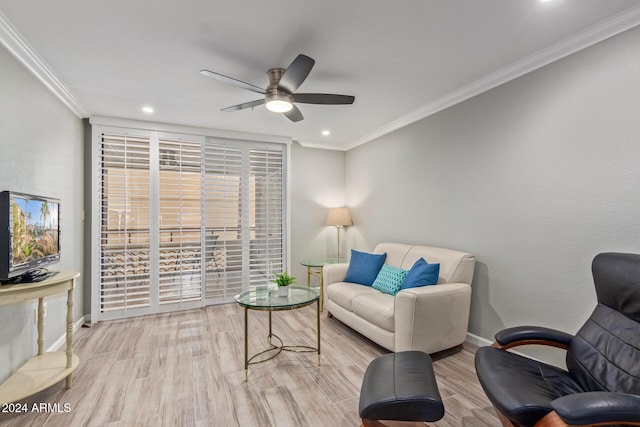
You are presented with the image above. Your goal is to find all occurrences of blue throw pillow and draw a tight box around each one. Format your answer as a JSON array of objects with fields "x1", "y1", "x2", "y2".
[
  {"x1": 401, "y1": 258, "x2": 440, "y2": 289},
  {"x1": 344, "y1": 249, "x2": 387, "y2": 286},
  {"x1": 372, "y1": 264, "x2": 408, "y2": 296}
]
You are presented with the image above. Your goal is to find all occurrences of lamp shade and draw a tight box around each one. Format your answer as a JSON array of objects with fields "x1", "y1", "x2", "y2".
[{"x1": 327, "y1": 207, "x2": 353, "y2": 227}]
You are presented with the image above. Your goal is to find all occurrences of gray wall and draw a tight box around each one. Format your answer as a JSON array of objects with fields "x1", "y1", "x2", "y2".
[
  {"x1": 289, "y1": 142, "x2": 346, "y2": 282},
  {"x1": 344, "y1": 26, "x2": 640, "y2": 363},
  {"x1": 0, "y1": 45, "x2": 85, "y2": 382}
]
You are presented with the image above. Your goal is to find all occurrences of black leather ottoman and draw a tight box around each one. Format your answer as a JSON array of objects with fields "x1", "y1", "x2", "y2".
[{"x1": 359, "y1": 351, "x2": 444, "y2": 426}]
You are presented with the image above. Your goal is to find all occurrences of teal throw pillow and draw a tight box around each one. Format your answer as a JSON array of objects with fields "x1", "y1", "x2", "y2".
[
  {"x1": 401, "y1": 258, "x2": 440, "y2": 289},
  {"x1": 344, "y1": 249, "x2": 387, "y2": 286},
  {"x1": 372, "y1": 264, "x2": 408, "y2": 296}
]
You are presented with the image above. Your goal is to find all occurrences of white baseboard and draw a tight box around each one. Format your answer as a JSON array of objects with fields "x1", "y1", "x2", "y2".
[
  {"x1": 48, "y1": 315, "x2": 86, "y2": 352},
  {"x1": 465, "y1": 332, "x2": 493, "y2": 347}
]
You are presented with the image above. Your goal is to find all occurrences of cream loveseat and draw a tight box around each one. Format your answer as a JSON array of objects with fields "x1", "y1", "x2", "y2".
[{"x1": 324, "y1": 243, "x2": 475, "y2": 354}]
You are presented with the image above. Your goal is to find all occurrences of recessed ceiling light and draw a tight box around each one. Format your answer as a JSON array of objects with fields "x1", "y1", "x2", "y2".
[
  {"x1": 321, "y1": 130, "x2": 331, "y2": 136},
  {"x1": 142, "y1": 106, "x2": 154, "y2": 113}
]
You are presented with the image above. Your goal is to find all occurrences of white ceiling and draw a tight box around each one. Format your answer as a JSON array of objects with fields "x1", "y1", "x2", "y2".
[{"x1": 1, "y1": 0, "x2": 639, "y2": 150}]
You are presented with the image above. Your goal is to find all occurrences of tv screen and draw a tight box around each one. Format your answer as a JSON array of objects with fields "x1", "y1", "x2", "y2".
[{"x1": 0, "y1": 191, "x2": 61, "y2": 281}]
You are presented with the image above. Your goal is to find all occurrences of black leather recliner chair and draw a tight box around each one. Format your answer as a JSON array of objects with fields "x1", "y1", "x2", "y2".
[{"x1": 475, "y1": 252, "x2": 640, "y2": 427}]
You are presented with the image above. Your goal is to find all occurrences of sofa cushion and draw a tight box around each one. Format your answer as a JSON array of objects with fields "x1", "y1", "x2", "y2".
[
  {"x1": 400, "y1": 246, "x2": 474, "y2": 285},
  {"x1": 402, "y1": 258, "x2": 440, "y2": 290},
  {"x1": 352, "y1": 292, "x2": 396, "y2": 332},
  {"x1": 344, "y1": 250, "x2": 387, "y2": 286},
  {"x1": 327, "y1": 282, "x2": 381, "y2": 312},
  {"x1": 372, "y1": 264, "x2": 408, "y2": 295},
  {"x1": 374, "y1": 243, "x2": 412, "y2": 268}
]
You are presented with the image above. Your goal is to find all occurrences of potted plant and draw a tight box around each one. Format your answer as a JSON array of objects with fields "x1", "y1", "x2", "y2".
[{"x1": 273, "y1": 270, "x2": 295, "y2": 297}]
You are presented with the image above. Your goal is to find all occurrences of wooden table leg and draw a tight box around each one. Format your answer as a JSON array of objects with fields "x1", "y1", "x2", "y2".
[
  {"x1": 65, "y1": 286, "x2": 74, "y2": 388},
  {"x1": 37, "y1": 298, "x2": 44, "y2": 356}
]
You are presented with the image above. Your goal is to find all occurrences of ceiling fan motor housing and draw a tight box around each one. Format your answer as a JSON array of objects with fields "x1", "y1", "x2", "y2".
[{"x1": 267, "y1": 68, "x2": 287, "y2": 91}]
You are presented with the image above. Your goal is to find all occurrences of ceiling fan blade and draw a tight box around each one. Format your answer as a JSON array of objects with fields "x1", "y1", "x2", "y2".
[
  {"x1": 283, "y1": 105, "x2": 304, "y2": 122},
  {"x1": 293, "y1": 93, "x2": 355, "y2": 105},
  {"x1": 200, "y1": 69, "x2": 267, "y2": 95},
  {"x1": 278, "y1": 54, "x2": 315, "y2": 94},
  {"x1": 221, "y1": 99, "x2": 266, "y2": 112}
]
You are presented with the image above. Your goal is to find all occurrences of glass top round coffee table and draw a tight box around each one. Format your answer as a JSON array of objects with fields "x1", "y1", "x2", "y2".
[{"x1": 234, "y1": 285, "x2": 321, "y2": 380}]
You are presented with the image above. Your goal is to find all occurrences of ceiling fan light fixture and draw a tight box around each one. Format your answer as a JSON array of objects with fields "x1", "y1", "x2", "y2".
[
  {"x1": 265, "y1": 93, "x2": 293, "y2": 113},
  {"x1": 266, "y1": 100, "x2": 293, "y2": 113}
]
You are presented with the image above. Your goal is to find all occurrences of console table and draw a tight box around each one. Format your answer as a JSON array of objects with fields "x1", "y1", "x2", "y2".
[{"x1": 0, "y1": 270, "x2": 80, "y2": 404}]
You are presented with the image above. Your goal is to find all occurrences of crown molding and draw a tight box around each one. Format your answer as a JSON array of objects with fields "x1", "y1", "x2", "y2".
[
  {"x1": 295, "y1": 139, "x2": 347, "y2": 151},
  {"x1": 344, "y1": 4, "x2": 640, "y2": 151},
  {"x1": 0, "y1": 10, "x2": 89, "y2": 118}
]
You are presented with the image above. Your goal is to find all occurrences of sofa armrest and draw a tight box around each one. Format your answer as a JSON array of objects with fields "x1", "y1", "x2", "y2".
[
  {"x1": 323, "y1": 263, "x2": 349, "y2": 286},
  {"x1": 395, "y1": 283, "x2": 472, "y2": 354}
]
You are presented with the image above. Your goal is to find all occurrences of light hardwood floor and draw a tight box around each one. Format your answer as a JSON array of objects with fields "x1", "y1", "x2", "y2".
[{"x1": 0, "y1": 303, "x2": 499, "y2": 427}]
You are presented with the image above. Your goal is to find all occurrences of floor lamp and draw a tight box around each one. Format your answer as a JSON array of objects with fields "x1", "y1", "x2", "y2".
[{"x1": 327, "y1": 207, "x2": 353, "y2": 259}]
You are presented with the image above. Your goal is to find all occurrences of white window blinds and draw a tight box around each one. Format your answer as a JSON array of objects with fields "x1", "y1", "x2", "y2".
[
  {"x1": 95, "y1": 128, "x2": 287, "y2": 320},
  {"x1": 99, "y1": 133, "x2": 151, "y2": 313},
  {"x1": 158, "y1": 137, "x2": 203, "y2": 305},
  {"x1": 203, "y1": 142, "x2": 286, "y2": 299},
  {"x1": 203, "y1": 143, "x2": 244, "y2": 301},
  {"x1": 248, "y1": 147, "x2": 285, "y2": 287}
]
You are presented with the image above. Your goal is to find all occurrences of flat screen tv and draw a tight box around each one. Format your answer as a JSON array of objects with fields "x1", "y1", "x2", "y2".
[{"x1": 0, "y1": 191, "x2": 61, "y2": 282}]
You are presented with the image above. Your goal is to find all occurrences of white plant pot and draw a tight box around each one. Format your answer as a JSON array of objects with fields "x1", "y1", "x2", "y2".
[{"x1": 278, "y1": 287, "x2": 289, "y2": 297}]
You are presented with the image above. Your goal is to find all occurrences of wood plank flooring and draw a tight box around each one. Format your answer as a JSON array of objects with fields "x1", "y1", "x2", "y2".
[{"x1": 0, "y1": 303, "x2": 499, "y2": 426}]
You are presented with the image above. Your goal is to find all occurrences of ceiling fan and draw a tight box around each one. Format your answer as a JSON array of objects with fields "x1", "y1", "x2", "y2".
[{"x1": 200, "y1": 54, "x2": 355, "y2": 122}]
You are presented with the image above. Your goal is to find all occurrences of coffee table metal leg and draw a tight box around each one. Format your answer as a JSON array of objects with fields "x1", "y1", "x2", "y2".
[
  {"x1": 241, "y1": 295, "x2": 321, "y2": 380},
  {"x1": 317, "y1": 299, "x2": 321, "y2": 365},
  {"x1": 244, "y1": 306, "x2": 248, "y2": 381},
  {"x1": 268, "y1": 311, "x2": 273, "y2": 345}
]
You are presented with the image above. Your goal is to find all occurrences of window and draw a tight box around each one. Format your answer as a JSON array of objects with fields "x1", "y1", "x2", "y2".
[
  {"x1": 203, "y1": 142, "x2": 244, "y2": 301},
  {"x1": 248, "y1": 147, "x2": 285, "y2": 287},
  {"x1": 99, "y1": 133, "x2": 151, "y2": 313},
  {"x1": 158, "y1": 137, "x2": 203, "y2": 305},
  {"x1": 94, "y1": 128, "x2": 287, "y2": 321}
]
